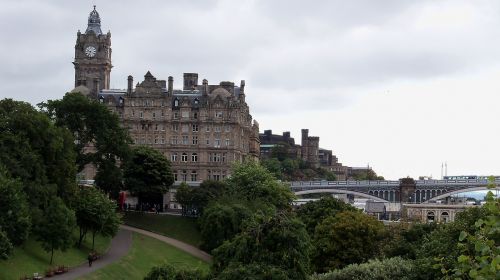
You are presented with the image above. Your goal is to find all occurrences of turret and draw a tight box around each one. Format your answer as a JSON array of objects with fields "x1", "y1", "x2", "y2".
[
  {"x1": 127, "y1": 75, "x2": 133, "y2": 95},
  {"x1": 183, "y1": 73, "x2": 198, "y2": 90}
]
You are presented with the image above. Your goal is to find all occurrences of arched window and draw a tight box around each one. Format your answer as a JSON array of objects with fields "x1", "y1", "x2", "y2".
[
  {"x1": 181, "y1": 153, "x2": 188, "y2": 162},
  {"x1": 441, "y1": 212, "x2": 449, "y2": 223},
  {"x1": 427, "y1": 211, "x2": 435, "y2": 223},
  {"x1": 191, "y1": 153, "x2": 198, "y2": 162}
]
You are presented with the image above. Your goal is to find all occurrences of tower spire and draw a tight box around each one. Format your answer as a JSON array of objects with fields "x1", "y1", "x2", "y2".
[{"x1": 85, "y1": 5, "x2": 102, "y2": 35}]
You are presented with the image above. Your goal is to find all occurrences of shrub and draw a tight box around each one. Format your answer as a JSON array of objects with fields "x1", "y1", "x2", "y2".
[{"x1": 310, "y1": 257, "x2": 416, "y2": 280}]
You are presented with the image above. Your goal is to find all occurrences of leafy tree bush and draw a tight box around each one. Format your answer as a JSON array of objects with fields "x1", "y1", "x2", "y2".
[
  {"x1": 216, "y1": 263, "x2": 289, "y2": 280},
  {"x1": 0, "y1": 99, "x2": 77, "y2": 207},
  {"x1": 296, "y1": 196, "x2": 357, "y2": 234},
  {"x1": 74, "y1": 186, "x2": 121, "y2": 249},
  {"x1": 199, "y1": 201, "x2": 252, "y2": 252},
  {"x1": 312, "y1": 211, "x2": 386, "y2": 272},
  {"x1": 34, "y1": 197, "x2": 76, "y2": 264},
  {"x1": 42, "y1": 92, "x2": 130, "y2": 179},
  {"x1": 414, "y1": 207, "x2": 490, "y2": 279},
  {"x1": 144, "y1": 263, "x2": 208, "y2": 280},
  {"x1": 176, "y1": 180, "x2": 228, "y2": 217},
  {"x1": 226, "y1": 162, "x2": 295, "y2": 209},
  {"x1": 212, "y1": 211, "x2": 311, "y2": 280},
  {"x1": 0, "y1": 168, "x2": 31, "y2": 246},
  {"x1": 124, "y1": 146, "x2": 174, "y2": 202},
  {"x1": 0, "y1": 230, "x2": 13, "y2": 260},
  {"x1": 382, "y1": 222, "x2": 437, "y2": 259},
  {"x1": 310, "y1": 257, "x2": 417, "y2": 280}
]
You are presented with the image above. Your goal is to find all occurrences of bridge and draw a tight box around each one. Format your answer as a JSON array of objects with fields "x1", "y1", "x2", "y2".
[{"x1": 289, "y1": 178, "x2": 500, "y2": 203}]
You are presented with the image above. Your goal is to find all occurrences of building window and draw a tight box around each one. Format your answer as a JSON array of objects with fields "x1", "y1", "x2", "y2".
[
  {"x1": 161, "y1": 136, "x2": 165, "y2": 144},
  {"x1": 225, "y1": 139, "x2": 230, "y2": 146},
  {"x1": 181, "y1": 153, "x2": 188, "y2": 162},
  {"x1": 192, "y1": 136, "x2": 198, "y2": 145},
  {"x1": 191, "y1": 171, "x2": 197, "y2": 181},
  {"x1": 206, "y1": 138, "x2": 210, "y2": 145},
  {"x1": 174, "y1": 98, "x2": 179, "y2": 107},
  {"x1": 182, "y1": 124, "x2": 189, "y2": 133},
  {"x1": 222, "y1": 153, "x2": 226, "y2": 162},
  {"x1": 181, "y1": 111, "x2": 189, "y2": 119},
  {"x1": 192, "y1": 124, "x2": 199, "y2": 132},
  {"x1": 161, "y1": 110, "x2": 165, "y2": 117},
  {"x1": 161, "y1": 124, "x2": 165, "y2": 131},
  {"x1": 216, "y1": 111, "x2": 223, "y2": 118},
  {"x1": 215, "y1": 126, "x2": 221, "y2": 132},
  {"x1": 193, "y1": 112, "x2": 198, "y2": 119},
  {"x1": 182, "y1": 135, "x2": 189, "y2": 145},
  {"x1": 225, "y1": 125, "x2": 231, "y2": 132},
  {"x1": 171, "y1": 153, "x2": 177, "y2": 162},
  {"x1": 181, "y1": 170, "x2": 187, "y2": 182},
  {"x1": 172, "y1": 124, "x2": 179, "y2": 132},
  {"x1": 140, "y1": 111, "x2": 144, "y2": 119},
  {"x1": 152, "y1": 112, "x2": 156, "y2": 119},
  {"x1": 173, "y1": 111, "x2": 179, "y2": 119},
  {"x1": 205, "y1": 125, "x2": 210, "y2": 132},
  {"x1": 191, "y1": 153, "x2": 198, "y2": 162},
  {"x1": 194, "y1": 98, "x2": 199, "y2": 105},
  {"x1": 155, "y1": 124, "x2": 158, "y2": 131},
  {"x1": 214, "y1": 139, "x2": 221, "y2": 148},
  {"x1": 173, "y1": 172, "x2": 178, "y2": 181},
  {"x1": 154, "y1": 136, "x2": 158, "y2": 144},
  {"x1": 171, "y1": 136, "x2": 178, "y2": 145}
]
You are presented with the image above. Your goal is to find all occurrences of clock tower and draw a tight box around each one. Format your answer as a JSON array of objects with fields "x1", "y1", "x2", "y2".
[{"x1": 74, "y1": 6, "x2": 112, "y2": 96}]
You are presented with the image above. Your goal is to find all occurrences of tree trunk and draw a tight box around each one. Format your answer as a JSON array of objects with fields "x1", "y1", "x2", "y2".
[
  {"x1": 78, "y1": 227, "x2": 87, "y2": 248},
  {"x1": 50, "y1": 247, "x2": 54, "y2": 264}
]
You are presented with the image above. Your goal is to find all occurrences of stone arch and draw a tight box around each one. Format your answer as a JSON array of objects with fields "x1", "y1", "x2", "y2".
[{"x1": 294, "y1": 189, "x2": 389, "y2": 202}]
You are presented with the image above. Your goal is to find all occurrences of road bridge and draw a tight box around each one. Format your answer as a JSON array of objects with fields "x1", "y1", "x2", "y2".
[{"x1": 290, "y1": 178, "x2": 500, "y2": 203}]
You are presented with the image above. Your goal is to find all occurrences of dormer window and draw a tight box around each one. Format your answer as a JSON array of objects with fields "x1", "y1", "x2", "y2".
[
  {"x1": 174, "y1": 98, "x2": 179, "y2": 107},
  {"x1": 99, "y1": 96, "x2": 104, "y2": 103},
  {"x1": 194, "y1": 98, "x2": 199, "y2": 105}
]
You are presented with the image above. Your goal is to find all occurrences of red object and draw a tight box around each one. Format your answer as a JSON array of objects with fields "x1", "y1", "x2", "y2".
[{"x1": 118, "y1": 191, "x2": 126, "y2": 210}]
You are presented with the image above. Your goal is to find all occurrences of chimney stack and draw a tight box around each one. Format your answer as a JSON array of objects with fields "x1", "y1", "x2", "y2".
[
  {"x1": 127, "y1": 75, "x2": 133, "y2": 95},
  {"x1": 168, "y1": 76, "x2": 173, "y2": 95},
  {"x1": 202, "y1": 79, "x2": 208, "y2": 96}
]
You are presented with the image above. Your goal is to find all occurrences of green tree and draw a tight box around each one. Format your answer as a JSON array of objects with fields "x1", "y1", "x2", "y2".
[
  {"x1": 296, "y1": 196, "x2": 357, "y2": 234},
  {"x1": 216, "y1": 263, "x2": 289, "y2": 280},
  {"x1": 441, "y1": 177, "x2": 500, "y2": 279},
  {"x1": 0, "y1": 168, "x2": 31, "y2": 247},
  {"x1": 0, "y1": 230, "x2": 13, "y2": 260},
  {"x1": 41, "y1": 92, "x2": 131, "y2": 196},
  {"x1": 199, "y1": 201, "x2": 252, "y2": 252},
  {"x1": 144, "y1": 263, "x2": 208, "y2": 280},
  {"x1": 261, "y1": 158, "x2": 283, "y2": 180},
  {"x1": 226, "y1": 162, "x2": 295, "y2": 209},
  {"x1": 312, "y1": 211, "x2": 386, "y2": 272},
  {"x1": 94, "y1": 159, "x2": 124, "y2": 199},
  {"x1": 212, "y1": 211, "x2": 312, "y2": 280},
  {"x1": 123, "y1": 146, "x2": 174, "y2": 202},
  {"x1": 414, "y1": 207, "x2": 490, "y2": 279},
  {"x1": 34, "y1": 197, "x2": 76, "y2": 264},
  {"x1": 0, "y1": 99, "x2": 77, "y2": 207},
  {"x1": 74, "y1": 186, "x2": 121, "y2": 249},
  {"x1": 175, "y1": 182, "x2": 194, "y2": 216},
  {"x1": 311, "y1": 257, "x2": 417, "y2": 280}
]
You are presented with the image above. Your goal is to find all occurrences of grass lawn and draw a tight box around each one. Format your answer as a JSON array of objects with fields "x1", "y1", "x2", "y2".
[
  {"x1": 123, "y1": 212, "x2": 201, "y2": 247},
  {"x1": 0, "y1": 232, "x2": 111, "y2": 280},
  {"x1": 79, "y1": 232, "x2": 210, "y2": 279}
]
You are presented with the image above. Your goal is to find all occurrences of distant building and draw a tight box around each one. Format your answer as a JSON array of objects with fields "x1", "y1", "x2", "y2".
[
  {"x1": 403, "y1": 204, "x2": 477, "y2": 223},
  {"x1": 259, "y1": 129, "x2": 353, "y2": 180},
  {"x1": 72, "y1": 7, "x2": 260, "y2": 209}
]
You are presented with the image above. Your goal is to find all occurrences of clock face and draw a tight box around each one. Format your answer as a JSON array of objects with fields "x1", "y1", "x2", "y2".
[{"x1": 85, "y1": 46, "x2": 96, "y2": 57}]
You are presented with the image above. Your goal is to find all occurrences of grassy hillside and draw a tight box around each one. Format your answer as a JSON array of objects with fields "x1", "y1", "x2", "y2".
[
  {"x1": 123, "y1": 212, "x2": 201, "y2": 247},
  {"x1": 79, "y1": 232, "x2": 210, "y2": 279}
]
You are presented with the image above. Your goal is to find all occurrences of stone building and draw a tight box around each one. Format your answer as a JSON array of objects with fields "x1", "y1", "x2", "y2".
[
  {"x1": 403, "y1": 204, "x2": 476, "y2": 223},
  {"x1": 73, "y1": 7, "x2": 260, "y2": 188},
  {"x1": 259, "y1": 129, "x2": 350, "y2": 180}
]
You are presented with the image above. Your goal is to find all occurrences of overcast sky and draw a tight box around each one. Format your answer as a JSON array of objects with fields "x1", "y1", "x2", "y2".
[{"x1": 1, "y1": 0, "x2": 500, "y2": 179}]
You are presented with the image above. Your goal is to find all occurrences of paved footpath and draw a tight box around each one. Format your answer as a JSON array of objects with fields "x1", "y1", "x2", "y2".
[
  {"x1": 52, "y1": 228, "x2": 133, "y2": 280},
  {"x1": 51, "y1": 225, "x2": 211, "y2": 280},
  {"x1": 121, "y1": 225, "x2": 213, "y2": 262}
]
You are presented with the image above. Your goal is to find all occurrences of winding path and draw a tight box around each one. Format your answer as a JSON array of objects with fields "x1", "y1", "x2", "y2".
[
  {"x1": 52, "y1": 228, "x2": 132, "y2": 280},
  {"x1": 51, "y1": 225, "x2": 211, "y2": 279}
]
